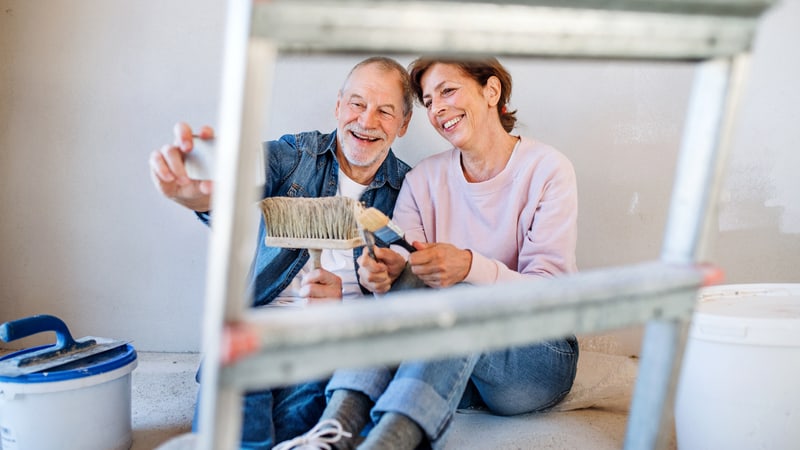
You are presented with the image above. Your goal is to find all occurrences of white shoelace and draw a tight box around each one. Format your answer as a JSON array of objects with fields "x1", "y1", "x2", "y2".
[{"x1": 273, "y1": 419, "x2": 353, "y2": 450}]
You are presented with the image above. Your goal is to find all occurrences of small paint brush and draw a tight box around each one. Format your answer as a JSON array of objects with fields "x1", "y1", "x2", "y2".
[
  {"x1": 359, "y1": 227, "x2": 378, "y2": 259},
  {"x1": 357, "y1": 207, "x2": 417, "y2": 253}
]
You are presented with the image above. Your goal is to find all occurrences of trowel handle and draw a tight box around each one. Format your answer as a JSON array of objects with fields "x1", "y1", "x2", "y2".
[{"x1": 0, "y1": 314, "x2": 82, "y2": 350}]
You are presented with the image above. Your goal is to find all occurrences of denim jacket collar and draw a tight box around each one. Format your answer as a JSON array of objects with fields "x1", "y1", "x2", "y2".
[{"x1": 308, "y1": 130, "x2": 406, "y2": 192}]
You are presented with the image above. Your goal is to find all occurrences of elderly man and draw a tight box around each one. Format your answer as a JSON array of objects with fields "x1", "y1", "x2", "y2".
[{"x1": 149, "y1": 56, "x2": 415, "y2": 449}]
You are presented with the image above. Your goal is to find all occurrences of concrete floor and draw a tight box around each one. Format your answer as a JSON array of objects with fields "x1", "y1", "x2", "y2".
[
  {"x1": 0, "y1": 344, "x2": 664, "y2": 449},
  {"x1": 132, "y1": 350, "x2": 655, "y2": 450},
  {"x1": 131, "y1": 352, "x2": 201, "y2": 450}
]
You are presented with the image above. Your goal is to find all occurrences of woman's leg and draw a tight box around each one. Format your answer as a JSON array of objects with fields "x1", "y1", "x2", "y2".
[
  {"x1": 326, "y1": 367, "x2": 394, "y2": 403},
  {"x1": 369, "y1": 353, "x2": 480, "y2": 449},
  {"x1": 470, "y1": 336, "x2": 579, "y2": 416},
  {"x1": 366, "y1": 336, "x2": 578, "y2": 449}
]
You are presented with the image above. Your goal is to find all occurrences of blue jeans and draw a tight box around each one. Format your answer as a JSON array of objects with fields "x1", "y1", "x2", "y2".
[
  {"x1": 326, "y1": 336, "x2": 579, "y2": 449},
  {"x1": 192, "y1": 380, "x2": 328, "y2": 450}
]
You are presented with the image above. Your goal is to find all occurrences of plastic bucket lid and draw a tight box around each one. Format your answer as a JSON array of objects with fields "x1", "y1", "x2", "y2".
[
  {"x1": 0, "y1": 344, "x2": 137, "y2": 393},
  {"x1": 690, "y1": 283, "x2": 800, "y2": 346}
]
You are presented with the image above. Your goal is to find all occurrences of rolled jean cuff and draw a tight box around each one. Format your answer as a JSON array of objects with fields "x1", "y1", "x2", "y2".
[
  {"x1": 327, "y1": 367, "x2": 393, "y2": 403},
  {"x1": 372, "y1": 378, "x2": 452, "y2": 446}
]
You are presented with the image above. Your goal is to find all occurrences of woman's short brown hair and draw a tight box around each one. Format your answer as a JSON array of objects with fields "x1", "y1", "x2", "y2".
[{"x1": 408, "y1": 57, "x2": 517, "y2": 132}]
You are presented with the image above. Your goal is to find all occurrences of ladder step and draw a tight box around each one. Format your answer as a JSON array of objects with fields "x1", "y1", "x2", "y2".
[
  {"x1": 221, "y1": 261, "x2": 715, "y2": 390},
  {"x1": 251, "y1": 0, "x2": 772, "y2": 60}
]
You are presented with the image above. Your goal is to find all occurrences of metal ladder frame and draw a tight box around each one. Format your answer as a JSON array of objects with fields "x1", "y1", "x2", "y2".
[{"x1": 193, "y1": 1, "x2": 773, "y2": 449}]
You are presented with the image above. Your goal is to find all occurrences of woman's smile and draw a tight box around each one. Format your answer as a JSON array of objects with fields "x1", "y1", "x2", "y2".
[{"x1": 442, "y1": 115, "x2": 463, "y2": 131}]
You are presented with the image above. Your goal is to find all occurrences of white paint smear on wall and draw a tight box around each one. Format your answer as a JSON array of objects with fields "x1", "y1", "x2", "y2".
[
  {"x1": 628, "y1": 192, "x2": 640, "y2": 216},
  {"x1": 716, "y1": 0, "x2": 800, "y2": 235},
  {"x1": 719, "y1": 148, "x2": 800, "y2": 234}
]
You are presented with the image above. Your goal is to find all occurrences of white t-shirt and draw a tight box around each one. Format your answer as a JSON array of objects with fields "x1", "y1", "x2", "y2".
[{"x1": 269, "y1": 169, "x2": 367, "y2": 306}]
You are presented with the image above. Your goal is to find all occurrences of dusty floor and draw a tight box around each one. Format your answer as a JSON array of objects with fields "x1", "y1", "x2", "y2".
[
  {"x1": 0, "y1": 349, "x2": 661, "y2": 449},
  {"x1": 133, "y1": 350, "x2": 658, "y2": 450},
  {"x1": 131, "y1": 352, "x2": 200, "y2": 450}
]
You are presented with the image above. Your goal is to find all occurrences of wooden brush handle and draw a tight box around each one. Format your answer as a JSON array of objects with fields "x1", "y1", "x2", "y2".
[{"x1": 309, "y1": 248, "x2": 322, "y2": 270}]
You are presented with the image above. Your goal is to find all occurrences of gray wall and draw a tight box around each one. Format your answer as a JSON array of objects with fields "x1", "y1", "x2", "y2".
[{"x1": 1, "y1": 0, "x2": 798, "y2": 352}]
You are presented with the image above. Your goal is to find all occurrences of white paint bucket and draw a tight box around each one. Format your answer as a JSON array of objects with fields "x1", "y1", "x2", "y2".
[
  {"x1": 675, "y1": 284, "x2": 800, "y2": 450},
  {"x1": 0, "y1": 344, "x2": 137, "y2": 450}
]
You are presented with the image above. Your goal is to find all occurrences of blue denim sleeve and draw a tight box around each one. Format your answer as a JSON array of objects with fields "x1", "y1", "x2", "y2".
[{"x1": 263, "y1": 134, "x2": 302, "y2": 198}]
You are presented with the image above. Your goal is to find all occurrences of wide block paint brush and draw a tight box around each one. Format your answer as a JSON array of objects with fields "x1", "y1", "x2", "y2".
[
  {"x1": 357, "y1": 207, "x2": 417, "y2": 253},
  {"x1": 259, "y1": 196, "x2": 365, "y2": 269}
]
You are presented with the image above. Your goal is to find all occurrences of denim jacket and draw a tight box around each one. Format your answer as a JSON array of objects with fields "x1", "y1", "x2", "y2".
[{"x1": 198, "y1": 130, "x2": 411, "y2": 306}]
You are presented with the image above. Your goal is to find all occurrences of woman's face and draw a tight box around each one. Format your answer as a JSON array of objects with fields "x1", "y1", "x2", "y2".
[{"x1": 419, "y1": 63, "x2": 500, "y2": 149}]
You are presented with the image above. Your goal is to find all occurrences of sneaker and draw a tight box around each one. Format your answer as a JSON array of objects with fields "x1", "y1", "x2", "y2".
[{"x1": 273, "y1": 419, "x2": 353, "y2": 450}]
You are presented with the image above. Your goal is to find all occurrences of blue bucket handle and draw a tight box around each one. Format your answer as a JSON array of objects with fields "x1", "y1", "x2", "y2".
[{"x1": 0, "y1": 314, "x2": 95, "y2": 353}]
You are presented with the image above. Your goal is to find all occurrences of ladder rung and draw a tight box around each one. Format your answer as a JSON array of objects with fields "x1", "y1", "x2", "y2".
[
  {"x1": 220, "y1": 261, "x2": 713, "y2": 390},
  {"x1": 251, "y1": 1, "x2": 773, "y2": 60}
]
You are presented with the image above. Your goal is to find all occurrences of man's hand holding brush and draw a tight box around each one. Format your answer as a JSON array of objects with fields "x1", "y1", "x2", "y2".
[{"x1": 299, "y1": 270, "x2": 344, "y2": 303}]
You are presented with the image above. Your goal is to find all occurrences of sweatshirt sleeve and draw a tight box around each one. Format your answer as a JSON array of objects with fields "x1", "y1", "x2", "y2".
[
  {"x1": 464, "y1": 149, "x2": 578, "y2": 284},
  {"x1": 516, "y1": 150, "x2": 579, "y2": 278}
]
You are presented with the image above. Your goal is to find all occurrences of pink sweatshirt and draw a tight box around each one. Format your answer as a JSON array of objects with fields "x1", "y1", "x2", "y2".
[{"x1": 393, "y1": 136, "x2": 578, "y2": 285}]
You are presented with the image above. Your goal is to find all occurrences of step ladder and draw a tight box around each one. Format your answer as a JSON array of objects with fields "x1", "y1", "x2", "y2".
[{"x1": 194, "y1": 1, "x2": 776, "y2": 449}]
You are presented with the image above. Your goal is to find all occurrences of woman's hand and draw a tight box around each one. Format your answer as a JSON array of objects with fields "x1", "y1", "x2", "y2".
[
  {"x1": 408, "y1": 242, "x2": 473, "y2": 288},
  {"x1": 357, "y1": 246, "x2": 406, "y2": 294}
]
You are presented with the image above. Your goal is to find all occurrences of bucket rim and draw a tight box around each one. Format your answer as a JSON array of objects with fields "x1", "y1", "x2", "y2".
[
  {"x1": 0, "y1": 344, "x2": 137, "y2": 384},
  {"x1": 699, "y1": 283, "x2": 800, "y2": 300},
  {"x1": 691, "y1": 283, "x2": 800, "y2": 346}
]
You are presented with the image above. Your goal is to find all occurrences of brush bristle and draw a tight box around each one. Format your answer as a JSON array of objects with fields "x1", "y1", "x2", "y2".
[
  {"x1": 358, "y1": 207, "x2": 390, "y2": 233},
  {"x1": 260, "y1": 197, "x2": 363, "y2": 241}
]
